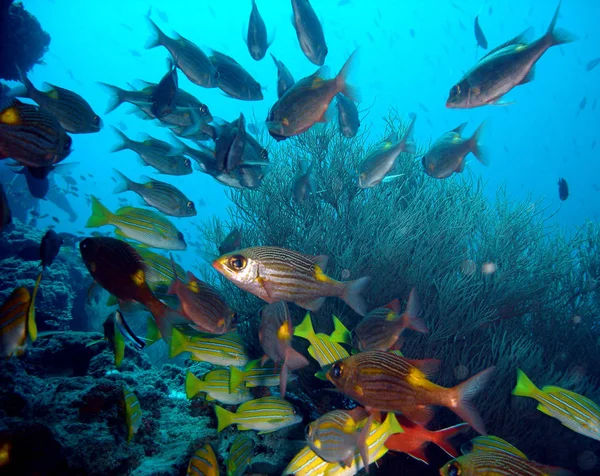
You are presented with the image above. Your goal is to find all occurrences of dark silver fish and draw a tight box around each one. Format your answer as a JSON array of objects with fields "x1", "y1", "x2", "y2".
[
  {"x1": 291, "y1": 0, "x2": 328, "y2": 66},
  {"x1": 113, "y1": 170, "x2": 196, "y2": 217},
  {"x1": 271, "y1": 54, "x2": 295, "y2": 98},
  {"x1": 474, "y1": 15, "x2": 488, "y2": 49},
  {"x1": 151, "y1": 61, "x2": 178, "y2": 118},
  {"x1": 558, "y1": 178, "x2": 569, "y2": 201},
  {"x1": 146, "y1": 17, "x2": 219, "y2": 88},
  {"x1": 422, "y1": 122, "x2": 487, "y2": 179},
  {"x1": 0, "y1": 100, "x2": 72, "y2": 168},
  {"x1": 98, "y1": 82, "x2": 153, "y2": 114},
  {"x1": 292, "y1": 159, "x2": 316, "y2": 204},
  {"x1": 40, "y1": 229, "x2": 63, "y2": 270},
  {"x1": 19, "y1": 73, "x2": 102, "y2": 134},
  {"x1": 215, "y1": 113, "x2": 247, "y2": 172},
  {"x1": 246, "y1": 0, "x2": 271, "y2": 60},
  {"x1": 111, "y1": 127, "x2": 192, "y2": 175},
  {"x1": 447, "y1": 2, "x2": 576, "y2": 108},
  {"x1": 586, "y1": 57, "x2": 600, "y2": 72},
  {"x1": 210, "y1": 51, "x2": 263, "y2": 101},
  {"x1": 336, "y1": 93, "x2": 360, "y2": 138},
  {"x1": 219, "y1": 228, "x2": 243, "y2": 255}
]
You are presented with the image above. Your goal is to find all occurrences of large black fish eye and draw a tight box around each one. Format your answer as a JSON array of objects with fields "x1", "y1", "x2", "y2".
[
  {"x1": 450, "y1": 85, "x2": 461, "y2": 98},
  {"x1": 187, "y1": 201, "x2": 195, "y2": 210},
  {"x1": 260, "y1": 149, "x2": 268, "y2": 160},
  {"x1": 228, "y1": 254, "x2": 247, "y2": 270},
  {"x1": 92, "y1": 115, "x2": 100, "y2": 125},
  {"x1": 331, "y1": 362, "x2": 343, "y2": 379},
  {"x1": 200, "y1": 104, "x2": 208, "y2": 115},
  {"x1": 447, "y1": 463, "x2": 461, "y2": 476},
  {"x1": 184, "y1": 158, "x2": 191, "y2": 168}
]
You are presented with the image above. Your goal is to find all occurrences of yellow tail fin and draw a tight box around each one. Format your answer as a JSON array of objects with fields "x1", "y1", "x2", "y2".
[
  {"x1": 185, "y1": 370, "x2": 205, "y2": 399},
  {"x1": 214, "y1": 404, "x2": 235, "y2": 432},
  {"x1": 86, "y1": 196, "x2": 113, "y2": 228},
  {"x1": 293, "y1": 313, "x2": 316, "y2": 341},
  {"x1": 512, "y1": 368, "x2": 541, "y2": 398},
  {"x1": 27, "y1": 272, "x2": 42, "y2": 342}
]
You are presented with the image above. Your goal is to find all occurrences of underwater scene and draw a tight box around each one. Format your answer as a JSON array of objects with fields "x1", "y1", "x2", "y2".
[{"x1": 1, "y1": 0, "x2": 600, "y2": 474}]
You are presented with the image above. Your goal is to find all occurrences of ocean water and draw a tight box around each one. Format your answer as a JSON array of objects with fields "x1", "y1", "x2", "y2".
[{"x1": 2, "y1": 0, "x2": 600, "y2": 475}]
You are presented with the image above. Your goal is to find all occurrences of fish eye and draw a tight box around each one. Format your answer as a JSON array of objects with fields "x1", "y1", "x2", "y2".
[
  {"x1": 260, "y1": 149, "x2": 268, "y2": 160},
  {"x1": 447, "y1": 463, "x2": 461, "y2": 476},
  {"x1": 231, "y1": 312, "x2": 238, "y2": 324},
  {"x1": 331, "y1": 362, "x2": 343, "y2": 379},
  {"x1": 187, "y1": 201, "x2": 195, "y2": 210},
  {"x1": 200, "y1": 105, "x2": 208, "y2": 115},
  {"x1": 92, "y1": 115, "x2": 100, "y2": 125},
  {"x1": 228, "y1": 254, "x2": 247, "y2": 271},
  {"x1": 450, "y1": 85, "x2": 461, "y2": 99},
  {"x1": 184, "y1": 158, "x2": 191, "y2": 168}
]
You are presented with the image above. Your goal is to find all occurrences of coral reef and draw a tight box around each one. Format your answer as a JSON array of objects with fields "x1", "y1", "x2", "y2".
[
  {"x1": 200, "y1": 114, "x2": 600, "y2": 473},
  {"x1": 0, "y1": 0, "x2": 50, "y2": 80}
]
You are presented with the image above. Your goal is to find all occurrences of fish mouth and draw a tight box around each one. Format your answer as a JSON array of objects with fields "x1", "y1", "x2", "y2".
[{"x1": 211, "y1": 258, "x2": 224, "y2": 273}]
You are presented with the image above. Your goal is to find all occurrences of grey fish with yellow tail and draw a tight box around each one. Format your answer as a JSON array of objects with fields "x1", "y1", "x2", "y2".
[
  {"x1": 266, "y1": 50, "x2": 358, "y2": 141},
  {"x1": 305, "y1": 409, "x2": 370, "y2": 470},
  {"x1": 110, "y1": 127, "x2": 192, "y2": 176},
  {"x1": 123, "y1": 385, "x2": 142, "y2": 442},
  {"x1": 19, "y1": 71, "x2": 102, "y2": 133},
  {"x1": 326, "y1": 350, "x2": 494, "y2": 435},
  {"x1": 113, "y1": 170, "x2": 196, "y2": 217},
  {"x1": 357, "y1": 113, "x2": 416, "y2": 188},
  {"x1": 185, "y1": 369, "x2": 252, "y2": 405},
  {"x1": 214, "y1": 396, "x2": 301, "y2": 433},
  {"x1": 291, "y1": 0, "x2": 328, "y2": 66},
  {"x1": 421, "y1": 122, "x2": 487, "y2": 179},
  {"x1": 212, "y1": 246, "x2": 370, "y2": 315},
  {"x1": 0, "y1": 100, "x2": 72, "y2": 168},
  {"x1": 447, "y1": 2, "x2": 577, "y2": 109},
  {"x1": 168, "y1": 256, "x2": 235, "y2": 334},
  {"x1": 187, "y1": 444, "x2": 219, "y2": 476},
  {"x1": 440, "y1": 451, "x2": 573, "y2": 476},
  {"x1": 227, "y1": 434, "x2": 253, "y2": 476},
  {"x1": 271, "y1": 54, "x2": 295, "y2": 98},
  {"x1": 283, "y1": 412, "x2": 403, "y2": 475},
  {"x1": 512, "y1": 368, "x2": 600, "y2": 441},
  {"x1": 0, "y1": 273, "x2": 41, "y2": 358},
  {"x1": 258, "y1": 301, "x2": 309, "y2": 398},
  {"x1": 169, "y1": 327, "x2": 249, "y2": 366},
  {"x1": 146, "y1": 17, "x2": 218, "y2": 88},
  {"x1": 85, "y1": 196, "x2": 186, "y2": 250},
  {"x1": 293, "y1": 313, "x2": 351, "y2": 368},
  {"x1": 351, "y1": 288, "x2": 428, "y2": 352}
]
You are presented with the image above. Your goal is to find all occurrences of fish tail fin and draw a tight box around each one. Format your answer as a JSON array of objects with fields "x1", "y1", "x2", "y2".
[
  {"x1": 145, "y1": 315, "x2": 162, "y2": 346},
  {"x1": 112, "y1": 169, "x2": 133, "y2": 194},
  {"x1": 169, "y1": 327, "x2": 188, "y2": 358},
  {"x1": 448, "y1": 367, "x2": 495, "y2": 435},
  {"x1": 469, "y1": 121, "x2": 489, "y2": 166},
  {"x1": 114, "y1": 322, "x2": 125, "y2": 368},
  {"x1": 185, "y1": 370, "x2": 204, "y2": 399},
  {"x1": 27, "y1": 272, "x2": 42, "y2": 342},
  {"x1": 336, "y1": 49, "x2": 360, "y2": 103},
  {"x1": 545, "y1": 1, "x2": 577, "y2": 47},
  {"x1": 431, "y1": 423, "x2": 470, "y2": 457},
  {"x1": 342, "y1": 276, "x2": 371, "y2": 316},
  {"x1": 229, "y1": 365, "x2": 245, "y2": 393},
  {"x1": 98, "y1": 83, "x2": 127, "y2": 114},
  {"x1": 110, "y1": 126, "x2": 132, "y2": 152},
  {"x1": 400, "y1": 287, "x2": 428, "y2": 333},
  {"x1": 511, "y1": 368, "x2": 541, "y2": 398},
  {"x1": 293, "y1": 313, "x2": 316, "y2": 341},
  {"x1": 330, "y1": 315, "x2": 352, "y2": 344},
  {"x1": 145, "y1": 298, "x2": 178, "y2": 343},
  {"x1": 214, "y1": 404, "x2": 235, "y2": 432},
  {"x1": 145, "y1": 15, "x2": 167, "y2": 49},
  {"x1": 400, "y1": 113, "x2": 417, "y2": 154},
  {"x1": 86, "y1": 196, "x2": 113, "y2": 227}
]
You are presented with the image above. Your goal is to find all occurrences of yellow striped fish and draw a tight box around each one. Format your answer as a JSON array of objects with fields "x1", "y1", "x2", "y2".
[
  {"x1": 187, "y1": 443, "x2": 219, "y2": 476},
  {"x1": 461, "y1": 435, "x2": 528, "y2": 459},
  {"x1": 86, "y1": 196, "x2": 186, "y2": 250},
  {"x1": 512, "y1": 368, "x2": 600, "y2": 441},
  {"x1": 170, "y1": 328, "x2": 249, "y2": 367},
  {"x1": 185, "y1": 369, "x2": 253, "y2": 405},
  {"x1": 131, "y1": 245, "x2": 186, "y2": 288},
  {"x1": 0, "y1": 273, "x2": 41, "y2": 357},
  {"x1": 212, "y1": 246, "x2": 370, "y2": 315},
  {"x1": 214, "y1": 396, "x2": 301, "y2": 434},
  {"x1": 227, "y1": 435, "x2": 253, "y2": 476},
  {"x1": 440, "y1": 451, "x2": 573, "y2": 476},
  {"x1": 283, "y1": 412, "x2": 403, "y2": 475},
  {"x1": 228, "y1": 359, "x2": 287, "y2": 392},
  {"x1": 123, "y1": 385, "x2": 142, "y2": 442},
  {"x1": 293, "y1": 313, "x2": 350, "y2": 367}
]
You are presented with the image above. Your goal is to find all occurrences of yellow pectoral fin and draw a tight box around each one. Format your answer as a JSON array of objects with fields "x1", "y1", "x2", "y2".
[{"x1": 536, "y1": 403, "x2": 553, "y2": 417}]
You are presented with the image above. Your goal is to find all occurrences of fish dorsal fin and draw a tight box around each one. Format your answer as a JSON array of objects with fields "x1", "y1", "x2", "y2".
[
  {"x1": 451, "y1": 122, "x2": 468, "y2": 135},
  {"x1": 310, "y1": 254, "x2": 329, "y2": 270},
  {"x1": 480, "y1": 27, "x2": 535, "y2": 61},
  {"x1": 406, "y1": 358, "x2": 441, "y2": 379},
  {"x1": 383, "y1": 299, "x2": 402, "y2": 313}
]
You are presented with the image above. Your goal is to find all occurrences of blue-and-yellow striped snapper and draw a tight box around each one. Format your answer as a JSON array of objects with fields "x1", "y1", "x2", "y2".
[
  {"x1": 169, "y1": 327, "x2": 249, "y2": 367},
  {"x1": 283, "y1": 412, "x2": 403, "y2": 475},
  {"x1": 185, "y1": 369, "x2": 252, "y2": 405},
  {"x1": 512, "y1": 368, "x2": 600, "y2": 441},
  {"x1": 461, "y1": 435, "x2": 528, "y2": 459},
  {"x1": 86, "y1": 196, "x2": 186, "y2": 250},
  {"x1": 294, "y1": 313, "x2": 350, "y2": 368},
  {"x1": 228, "y1": 359, "x2": 290, "y2": 392},
  {"x1": 212, "y1": 246, "x2": 370, "y2": 315},
  {"x1": 187, "y1": 443, "x2": 219, "y2": 476},
  {"x1": 214, "y1": 396, "x2": 301, "y2": 434},
  {"x1": 227, "y1": 434, "x2": 253, "y2": 476},
  {"x1": 123, "y1": 385, "x2": 142, "y2": 442}
]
